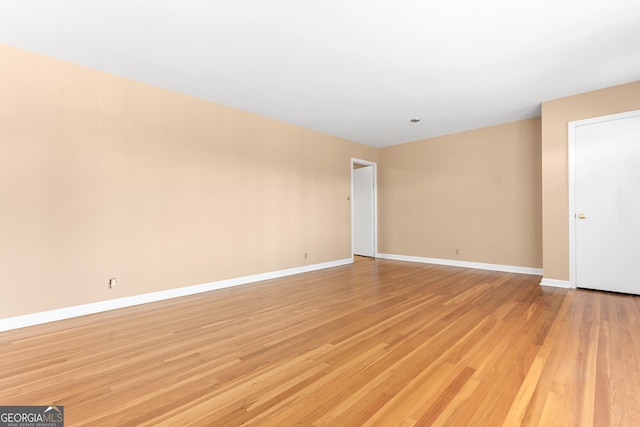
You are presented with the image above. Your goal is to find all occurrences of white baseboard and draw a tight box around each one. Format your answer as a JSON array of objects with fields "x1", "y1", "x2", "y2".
[
  {"x1": 377, "y1": 253, "x2": 543, "y2": 276},
  {"x1": 539, "y1": 278, "x2": 573, "y2": 289},
  {"x1": 0, "y1": 258, "x2": 353, "y2": 332}
]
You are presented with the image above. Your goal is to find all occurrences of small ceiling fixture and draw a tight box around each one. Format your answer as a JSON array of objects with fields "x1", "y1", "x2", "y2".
[{"x1": 410, "y1": 118, "x2": 421, "y2": 123}]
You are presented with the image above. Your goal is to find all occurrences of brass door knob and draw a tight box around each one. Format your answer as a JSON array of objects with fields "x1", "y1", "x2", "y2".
[{"x1": 578, "y1": 213, "x2": 587, "y2": 219}]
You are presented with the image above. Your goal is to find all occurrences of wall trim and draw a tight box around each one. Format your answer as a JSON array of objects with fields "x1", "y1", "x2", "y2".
[
  {"x1": 539, "y1": 278, "x2": 573, "y2": 289},
  {"x1": 0, "y1": 258, "x2": 353, "y2": 332},
  {"x1": 377, "y1": 253, "x2": 543, "y2": 275}
]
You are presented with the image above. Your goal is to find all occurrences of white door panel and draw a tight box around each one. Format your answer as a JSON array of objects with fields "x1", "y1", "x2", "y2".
[
  {"x1": 574, "y1": 113, "x2": 640, "y2": 294},
  {"x1": 353, "y1": 166, "x2": 374, "y2": 257}
]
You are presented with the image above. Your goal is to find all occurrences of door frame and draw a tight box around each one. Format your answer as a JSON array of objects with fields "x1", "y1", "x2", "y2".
[
  {"x1": 568, "y1": 108, "x2": 640, "y2": 289},
  {"x1": 351, "y1": 158, "x2": 378, "y2": 260}
]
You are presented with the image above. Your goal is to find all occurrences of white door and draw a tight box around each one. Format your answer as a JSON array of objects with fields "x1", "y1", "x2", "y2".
[
  {"x1": 573, "y1": 111, "x2": 640, "y2": 294},
  {"x1": 353, "y1": 165, "x2": 375, "y2": 257}
]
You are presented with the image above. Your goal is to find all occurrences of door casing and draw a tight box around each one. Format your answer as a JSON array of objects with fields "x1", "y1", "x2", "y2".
[
  {"x1": 568, "y1": 108, "x2": 640, "y2": 289},
  {"x1": 351, "y1": 158, "x2": 377, "y2": 259}
]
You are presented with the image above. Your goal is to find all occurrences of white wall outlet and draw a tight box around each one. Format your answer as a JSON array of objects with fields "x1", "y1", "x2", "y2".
[{"x1": 109, "y1": 278, "x2": 118, "y2": 289}]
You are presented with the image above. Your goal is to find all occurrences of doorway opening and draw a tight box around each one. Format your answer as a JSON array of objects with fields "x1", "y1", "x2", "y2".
[{"x1": 351, "y1": 158, "x2": 377, "y2": 259}]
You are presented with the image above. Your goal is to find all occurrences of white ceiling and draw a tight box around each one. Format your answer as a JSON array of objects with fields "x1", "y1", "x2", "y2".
[{"x1": 1, "y1": 1, "x2": 639, "y2": 147}]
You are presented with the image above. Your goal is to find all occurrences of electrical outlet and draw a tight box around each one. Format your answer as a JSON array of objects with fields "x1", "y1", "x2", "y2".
[
  {"x1": 109, "y1": 278, "x2": 118, "y2": 289},
  {"x1": 455, "y1": 248, "x2": 460, "y2": 255},
  {"x1": 304, "y1": 252, "x2": 308, "y2": 259}
]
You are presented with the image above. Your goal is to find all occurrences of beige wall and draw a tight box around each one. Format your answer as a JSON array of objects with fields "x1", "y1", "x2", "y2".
[
  {"x1": 541, "y1": 81, "x2": 640, "y2": 281},
  {"x1": 0, "y1": 43, "x2": 377, "y2": 318},
  {"x1": 3, "y1": 40, "x2": 637, "y2": 320},
  {"x1": 378, "y1": 118, "x2": 542, "y2": 268}
]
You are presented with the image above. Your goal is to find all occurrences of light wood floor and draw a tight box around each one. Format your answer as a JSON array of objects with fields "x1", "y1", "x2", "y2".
[{"x1": 1, "y1": 258, "x2": 639, "y2": 426}]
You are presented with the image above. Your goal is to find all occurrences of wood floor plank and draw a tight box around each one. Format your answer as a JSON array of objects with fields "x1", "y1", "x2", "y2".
[{"x1": 1, "y1": 258, "x2": 640, "y2": 426}]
